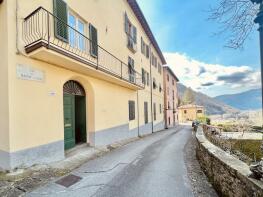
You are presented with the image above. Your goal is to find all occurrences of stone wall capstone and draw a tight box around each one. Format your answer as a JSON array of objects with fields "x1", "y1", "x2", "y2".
[{"x1": 196, "y1": 127, "x2": 263, "y2": 197}]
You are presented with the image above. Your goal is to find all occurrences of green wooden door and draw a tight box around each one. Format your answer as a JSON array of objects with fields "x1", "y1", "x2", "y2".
[
  {"x1": 63, "y1": 94, "x2": 75, "y2": 150},
  {"x1": 75, "y1": 96, "x2": 87, "y2": 143}
]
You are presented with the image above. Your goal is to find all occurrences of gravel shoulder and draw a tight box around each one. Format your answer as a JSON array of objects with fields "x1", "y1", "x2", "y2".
[{"x1": 184, "y1": 130, "x2": 218, "y2": 197}]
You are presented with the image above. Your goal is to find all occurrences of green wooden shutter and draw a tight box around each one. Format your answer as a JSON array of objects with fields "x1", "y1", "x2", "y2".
[
  {"x1": 89, "y1": 24, "x2": 98, "y2": 57},
  {"x1": 147, "y1": 72, "x2": 149, "y2": 86},
  {"x1": 133, "y1": 26, "x2": 137, "y2": 43},
  {"x1": 153, "y1": 103, "x2": 156, "y2": 121},
  {"x1": 141, "y1": 37, "x2": 143, "y2": 53},
  {"x1": 144, "y1": 102, "x2": 148, "y2": 124},
  {"x1": 146, "y1": 45, "x2": 149, "y2": 58},
  {"x1": 129, "y1": 101, "x2": 135, "y2": 121},
  {"x1": 125, "y1": 13, "x2": 129, "y2": 34},
  {"x1": 54, "y1": 0, "x2": 68, "y2": 42},
  {"x1": 142, "y1": 68, "x2": 145, "y2": 84}
]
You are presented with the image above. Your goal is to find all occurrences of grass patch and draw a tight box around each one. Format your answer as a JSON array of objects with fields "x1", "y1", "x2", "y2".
[{"x1": 231, "y1": 140, "x2": 263, "y2": 162}]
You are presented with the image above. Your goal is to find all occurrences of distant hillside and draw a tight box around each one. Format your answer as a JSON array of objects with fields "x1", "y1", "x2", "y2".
[
  {"x1": 214, "y1": 89, "x2": 262, "y2": 110},
  {"x1": 177, "y1": 83, "x2": 239, "y2": 115}
]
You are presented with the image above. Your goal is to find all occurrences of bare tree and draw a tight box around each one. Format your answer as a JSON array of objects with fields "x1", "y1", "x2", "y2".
[{"x1": 209, "y1": 0, "x2": 259, "y2": 49}]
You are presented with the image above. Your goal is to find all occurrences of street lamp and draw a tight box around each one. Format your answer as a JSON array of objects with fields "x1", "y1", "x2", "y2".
[{"x1": 251, "y1": 0, "x2": 263, "y2": 126}]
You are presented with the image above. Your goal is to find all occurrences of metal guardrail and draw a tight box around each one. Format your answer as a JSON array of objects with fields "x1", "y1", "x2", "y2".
[{"x1": 23, "y1": 7, "x2": 144, "y2": 88}]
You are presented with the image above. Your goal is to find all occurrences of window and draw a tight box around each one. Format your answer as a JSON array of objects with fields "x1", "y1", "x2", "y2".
[
  {"x1": 129, "y1": 101, "x2": 135, "y2": 120},
  {"x1": 169, "y1": 117, "x2": 171, "y2": 125},
  {"x1": 125, "y1": 13, "x2": 137, "y2": 52},
  {"x1": 158, "y1": 63, "x2": 162, "y2": 74},
  {"x1": 142, "y1": 68, "x2": 145, "y2": 84},
  {"x1": 128, "y1": 57, "x2": 135, "y2": 82},
  {"x1": 146, "y1": 45, "x2": 149, "y2": 58},
  {"x1": 144, "y1": 102, "x2": 148, "y2": 124},
  {"x1": 167, "y1": 74, "x2": 169, "y2": 81},
  {"x1": 68, "y1": 12, "x2": 85, "y2": 51},
  {"x1": 197, "y1": 110, "x2": 203, "y2": 113},
  {"x1": 151, "y1": 54, "x2": 157, "y2": 68},
  {"x1": 153, "y1": 103, "x2": 156, "y2": 121},
  {"x1": 141, "y1": 38, "x2": 150, "y2": 59},
  {"x1": 54, "y1": 0, "x2": 68, "y2": 42},
  {"x1": 153, "y1": 78, "x2": 157, "y2": 89},
  {"x1": 172, "y1": 79, "x2": 175, "y2": 85},
  {"x1": 184, "y1": 110, "x2": 187, "y2": 114},
  {"x1": 78, "y1": 21, "x2": 85, "y2": 50},
  {"x1": 159, "y1": 84, "x2": 162, "y2": 92},
  {"x1": 89, "y1": 24, "x2": 98, "y2": 57},
  {"x1": 173, "y1": 90, "x2": 175, "y2": 100},
  {"x1": 160, "y1": 104, "x2": 162, "y2": 114},
  {"x1": 141, "y1": 37, "x2": 146, "y2": 55},
  {"x1": 168, "y1": 101, "x2": 170, "y2": 109},
  {"x1": 146, "y1": 72, "x2": 149, "y2": 86}
]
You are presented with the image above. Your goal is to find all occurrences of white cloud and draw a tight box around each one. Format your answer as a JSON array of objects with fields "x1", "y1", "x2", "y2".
[{"x1": 164, "y1": 52, "x2": 261, "y2": 95}]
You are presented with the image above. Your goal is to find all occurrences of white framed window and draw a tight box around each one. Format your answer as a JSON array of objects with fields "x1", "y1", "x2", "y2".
[
  {"x1": 125, "y1": 13, "x2": 137, "y2": 52},
  {"x1": 68, "y1": 12, "x2": 86, "y2": 51}
]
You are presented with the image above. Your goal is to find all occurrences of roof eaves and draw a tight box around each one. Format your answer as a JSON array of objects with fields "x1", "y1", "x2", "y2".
[
  {"x1": 127, "y1": 0, "x2": 166, "y2": 65},
  {"x1": 164, "y1": 66, "x2": 179, "y2": 82}
]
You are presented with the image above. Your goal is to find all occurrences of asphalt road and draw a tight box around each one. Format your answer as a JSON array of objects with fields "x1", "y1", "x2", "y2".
[{"x1": 29, "y1": 125, "x2": 194, "y2": 197}]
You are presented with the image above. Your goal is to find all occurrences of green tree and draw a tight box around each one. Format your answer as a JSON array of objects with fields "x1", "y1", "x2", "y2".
[{"x1": 182, "y1": 88, "x2": 195, "y2": 105}]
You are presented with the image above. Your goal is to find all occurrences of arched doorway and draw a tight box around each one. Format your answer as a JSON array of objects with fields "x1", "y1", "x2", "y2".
[{"x1": 63, "y1": 80, "x2": 87, "y2": 150}]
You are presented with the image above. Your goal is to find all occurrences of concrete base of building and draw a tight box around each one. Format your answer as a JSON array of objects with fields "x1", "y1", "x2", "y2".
[
  {"x1": 153, "y1": 121, "x2": 165, "y2": 132},
  {"x1": 138, "y1": 123, "x2": 152, "y2": 136},
  {"x1": 165, "y1": 123, "x2": 179, "y2": 129},
  {"x1": 89, "y1": 124, "x2": 138, "y2": 147},
  {"x1": 89, "y1": 122, "x2": 165, "y2": 146},
  {"x1": 0, "y1": 122, "x2": 166, "y2": 171},
  {"x1": 0, "y1": 140, "x2": 64, "y2": 171}
]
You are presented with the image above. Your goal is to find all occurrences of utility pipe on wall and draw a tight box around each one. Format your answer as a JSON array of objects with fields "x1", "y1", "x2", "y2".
[
  {"x1": 137, "y1": 90, "x2": 140, "y2": 137},
  {"x1": 149, "y1": 43, "x2": 154, "y2": 133}
]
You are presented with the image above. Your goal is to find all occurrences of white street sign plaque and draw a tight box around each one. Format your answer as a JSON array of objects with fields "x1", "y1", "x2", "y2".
[{"x1": 16, "y1": 64, "x2": 45, "y2": 82}]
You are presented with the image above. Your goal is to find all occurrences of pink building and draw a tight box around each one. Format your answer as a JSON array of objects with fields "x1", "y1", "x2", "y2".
[{"x1": 163, "y1": 66, "x2": 179, "y2": 128}]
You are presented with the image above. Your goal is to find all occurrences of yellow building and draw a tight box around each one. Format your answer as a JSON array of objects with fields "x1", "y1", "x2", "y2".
[
  {"x1": 178, "y1": 104, "x2": 204, "y2": 123},
  {"x1": 0, "y1": 0, "x2": 166, "y2": 170}
]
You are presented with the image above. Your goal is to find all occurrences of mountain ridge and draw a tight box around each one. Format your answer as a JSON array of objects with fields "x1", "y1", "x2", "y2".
[
  {"x1": 177, "y1": 83, "x2": 240, "y2": 115},
  {"x1": 214, "y1": 88, "x2": 262, "y2": 110}
]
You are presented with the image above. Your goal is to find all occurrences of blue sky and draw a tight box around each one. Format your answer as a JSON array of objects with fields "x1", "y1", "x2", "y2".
[{"x1": 137, "y1": 0, "x2": 261, "y2": 97}]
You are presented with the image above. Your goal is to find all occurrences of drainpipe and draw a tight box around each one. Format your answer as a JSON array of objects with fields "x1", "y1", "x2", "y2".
[
  {"x1": 16, "y1": 0, "x2": 21, "y2": 54},
  {"x1": 137, "y1": 90, "x2": 140, "y2": 137},
  {"x1": 149, "y1": 43, "x2": 154, "y2": 133},
  {"x1": 164, "y1": 74, "x2": 167, "y2": 129}
]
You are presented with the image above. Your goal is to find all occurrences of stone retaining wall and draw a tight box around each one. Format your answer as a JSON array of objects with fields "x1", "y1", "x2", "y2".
[{"x1": 196, "y1": 127, "x2": 263, "y2": 196}]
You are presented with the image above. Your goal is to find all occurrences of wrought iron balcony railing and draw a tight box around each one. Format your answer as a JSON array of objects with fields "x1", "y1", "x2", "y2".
[{"x1": 23, "y1": 7, "x2": 144, "y2": 88}]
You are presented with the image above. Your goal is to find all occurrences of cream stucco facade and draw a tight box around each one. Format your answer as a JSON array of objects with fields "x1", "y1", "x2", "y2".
[
  {"x1": 0, "y1": 0, "x2": 166, "y2": 170},
  {"x1": 178, "y1": 105, "x2": 205, "y2": 123},
  {"x1": 163, "y1": 66, "x2": 179, "y2": 128}
]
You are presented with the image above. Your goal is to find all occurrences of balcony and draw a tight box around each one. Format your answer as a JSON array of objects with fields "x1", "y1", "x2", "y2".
[{"x1": 23, "y1": 7, "x2": 144, "y2": 90}]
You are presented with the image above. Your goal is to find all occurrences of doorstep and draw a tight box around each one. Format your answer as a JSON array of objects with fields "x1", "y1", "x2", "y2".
[
  {"x1": 51, "y1": 136, "x2": 140, "y2": 171},
  {"x1": 51, "y1": 144, "x2": 110, "y2": 171}
]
